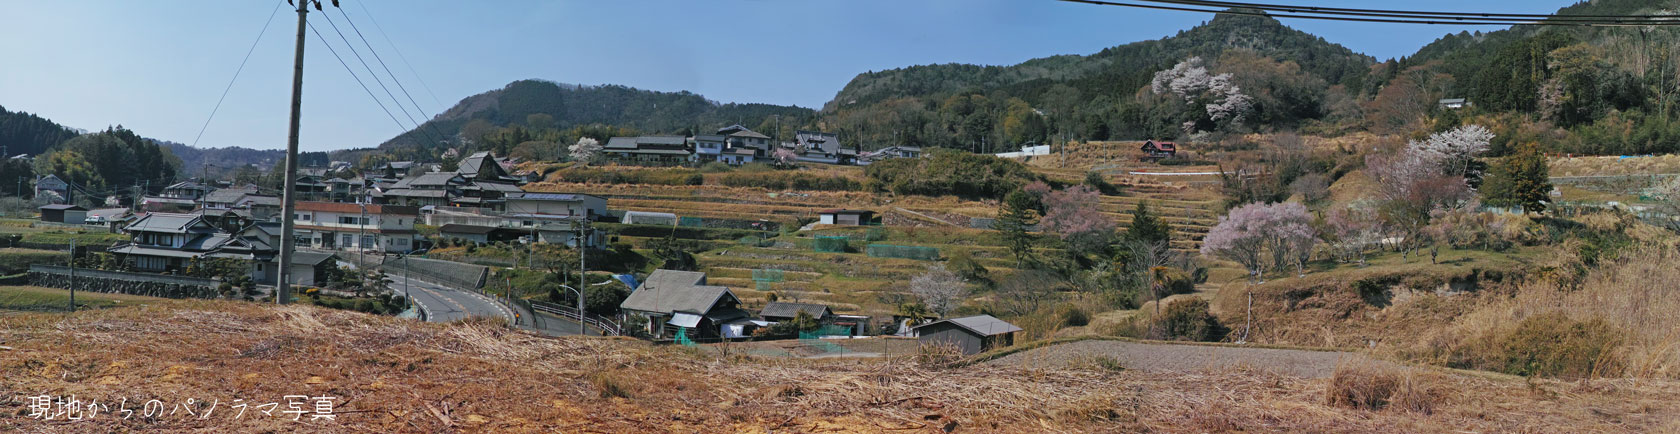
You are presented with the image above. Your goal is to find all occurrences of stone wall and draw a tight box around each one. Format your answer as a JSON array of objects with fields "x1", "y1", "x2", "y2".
[{"x1": 29, "y1": 264, "x2": 220, "y2": 299}]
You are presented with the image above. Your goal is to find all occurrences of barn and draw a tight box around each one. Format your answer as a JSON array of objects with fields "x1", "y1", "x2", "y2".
[{"x1": 912, "y1": 314, "x2": 1022, "y2": 355}]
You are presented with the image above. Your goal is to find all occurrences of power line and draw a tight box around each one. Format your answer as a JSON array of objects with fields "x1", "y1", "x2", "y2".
[
  {"x1": 317, "y1": 11, "x2": 431, "y2": 141},
  {"x1": 337, "y1": 7, "x2": 453, "y2": 146},
  {"x1": 354, "y1": 0, "x2": 445, "y2": 108},
  {"x1": 1057, "y1": 0, "x2": 1680, "y2": 26},
  {"x1": 190, "y1": 1, "x2": 285, "y2": 148},
  {"x1": 306, "y1": 20, "x2": 421, "y2": 142}
]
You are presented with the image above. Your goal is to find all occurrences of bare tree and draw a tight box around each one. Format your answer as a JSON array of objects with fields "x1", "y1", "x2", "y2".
[
  {"x1": 911, "y1": 264, "x2": 968, "y2": 317},
  {"x1": 994, "y1": 269, "x2": 1057, "y2": 317}
]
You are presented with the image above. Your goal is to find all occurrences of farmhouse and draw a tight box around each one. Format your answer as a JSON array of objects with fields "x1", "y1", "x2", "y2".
[
  {"x1": 34, "y1": 175, "x2": 69, "y2": 202},
  {"x1": 38, "y1": 204, "x2": 87, "y2": 224},
  {"x1": 818, "y1": 209, "x2": 875, "y2": 226},
  {"x1": 619, "y1": 269, "x2": 749, "y2": 340},
  {"x1": 912, "y1": 314, "x2": 1021, "y2": 355},
  {"x1": 438, "y1": 224, "x2": 497, "y2": 244},
  {"x1": 1140, "y1": 140, "x2": 1177, "y2": 161},
  {"x1": 604, "y1": 136, "x2": 692, "y2": 165},
  {"x1": 718, "y1": 125, "x2": 773, "y2": 157},
  {"x1": 1438, "y1": 98, "x2": 1470, "y2": 109},
  {"x1": 690, "y1": 134, "x2": 727, "y2": 163},
  {"x1": 109, "y1": 213, "x2": 277, "y2": 275}
]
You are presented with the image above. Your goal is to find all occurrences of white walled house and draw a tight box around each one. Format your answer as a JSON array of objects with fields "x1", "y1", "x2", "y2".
[
  {"x1": 502, "y1": 192, "x2": 607, "y2": 219},
  {"x1": 292, "y1": 202, "x2": 420, "y2": 253}
]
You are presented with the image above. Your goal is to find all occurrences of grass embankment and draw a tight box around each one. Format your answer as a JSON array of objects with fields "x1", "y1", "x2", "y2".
[
  {"x1": 0, "y1": 285, "x2": 159, "y2": 312},
  {"x1": 4, "y1": 302, "x2": 1677, "y2": 432}
]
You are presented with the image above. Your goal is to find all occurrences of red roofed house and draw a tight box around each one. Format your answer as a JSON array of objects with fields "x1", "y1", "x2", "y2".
[
  {"x1": 290, "y1": 201, "x2": 420, "y2": 253},
  {"x1": 1140, "y1": 140, "x2": 1177, "y2": 161}
]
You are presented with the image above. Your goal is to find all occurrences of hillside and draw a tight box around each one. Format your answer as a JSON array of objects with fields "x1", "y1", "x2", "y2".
[
  {"x1": 155, "y1": 140, "x2": 284, "y2": 178},
  {"x1": 378, "y1": 80, "x2": 818, "y2": 154},
  {"x1": 5, "y1": 298, "x2": 1679, "y2": 432}
]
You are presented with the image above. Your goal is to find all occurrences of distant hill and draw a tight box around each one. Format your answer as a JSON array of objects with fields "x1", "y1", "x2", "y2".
[
  {"x1": 154, "y1": 140, "x2": 285, "y2": 177},
  {"x1": 378, "y1": 80, "x2": 818, "y2": 153},
  {"x1": 0, "y1": 105, "x2": 80, "y2": 158}
]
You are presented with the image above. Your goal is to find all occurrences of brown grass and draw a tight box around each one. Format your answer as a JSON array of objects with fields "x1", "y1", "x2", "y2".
[
  {"x1": 4, "y1": 300, "x2": 1680, "y2": 432},
  {"x1": 1324, "y1": 357, "x2": 1446, "y2": 414}
]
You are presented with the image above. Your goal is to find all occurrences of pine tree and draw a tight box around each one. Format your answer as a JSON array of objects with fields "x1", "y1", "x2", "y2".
[{"x1": 1125, "y1": 200, "x2": 1172, "y2": 245}]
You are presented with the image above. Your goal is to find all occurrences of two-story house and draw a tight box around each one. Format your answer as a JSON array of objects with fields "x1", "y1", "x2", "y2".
[
  {"x1": 603, "y1": 136, "x2": 691, "y2": 165},
  {"x1": 690, "y1": 134, "x2": 727, "y2": 164},
  {"x1": 794, "y1": 130, "x2": 856, "y2": 165},
  {"x1": 291, "y1": 201, "x2": 420, "y2": 253},
  {"x1": 381, "y1": 172, "x2": 465, "y2": 207},
  {"x1": 718, "y1": 125, "x2": 773, "y2": 157}
]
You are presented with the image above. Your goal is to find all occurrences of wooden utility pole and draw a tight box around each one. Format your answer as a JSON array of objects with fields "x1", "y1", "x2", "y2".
[{"x1": 278, "y1": 0, "x2": 334, "y2": 304}]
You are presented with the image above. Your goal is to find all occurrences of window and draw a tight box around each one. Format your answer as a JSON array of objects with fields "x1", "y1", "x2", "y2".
[
  {"x1": 394, "y1": 238, "x2": 409, "y2": 247},
  {"x1": 340, "y1": 234, "x2": 354, "y2": 247},
  {"x1": 295, "y1": 213, "x2": 310, "y2": 221},
  {"x1": 362, "y1": 235, "x2": 375, "y2": 248},
  {"x1": 339, "y1": 216, "x2": 369, "y2": 225}
]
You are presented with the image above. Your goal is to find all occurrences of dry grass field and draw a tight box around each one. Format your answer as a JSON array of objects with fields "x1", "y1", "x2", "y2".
[{"x1": 5, "y1": 301, "x2": 1679, "y2": 433}]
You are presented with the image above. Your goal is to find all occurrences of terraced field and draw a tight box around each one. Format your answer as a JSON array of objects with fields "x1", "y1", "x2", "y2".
[{"x1": 519, "y1": 160, "x2": 1229, "y2": 320}]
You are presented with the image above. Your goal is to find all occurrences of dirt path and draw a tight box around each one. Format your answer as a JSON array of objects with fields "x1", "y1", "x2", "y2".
[{"x1": 986, "y1": 340, "x2": 1367, "y2": 378}]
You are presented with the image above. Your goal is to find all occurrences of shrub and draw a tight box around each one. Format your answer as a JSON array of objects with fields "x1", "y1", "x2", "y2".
[
  {"x1": 591, "y1": 371, "x2": 635, "y2": 399},
  {"x1": 865, "y1": 149, "x2": 1041, "y2": 199},
  {"x1": 1149, "y1": 298, "x2": 1223, "y2": 341},
  {"x1": 717, "y1": 171, "x2": 860, "y2": 191},
  {"x1": 684, "y1": 173, "x2": 705, "y2": 185},
  {"x1": 1324, "y1": 360, "x2": 1443, "y2": 413},
  {"x1": 1496, "y1": 312, "x2": 1622, "y2": 378},
  {"x1": 699, "y1": 161, "x2": 733, "y2": 173},
  {"x1": 1058, "y1": 304, "x2": 1090, "y2": 327},
  {"x1": 1083, "y1": 172, "x2": 1123, "y2": 195}
]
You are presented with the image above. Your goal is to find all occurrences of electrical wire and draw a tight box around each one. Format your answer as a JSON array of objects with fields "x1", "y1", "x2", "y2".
[
  {"x1": 337, "y1": 7, "x2": 453, "y2": 146},
  {"x1": 354, "y1": 0, "x2": 446, "y2": 109},
  {"x1": 190, "y1": 1, "x2": 285, "y2": 149},
  {"x1": 317, "y1": 11, "x2": 438, "y2": 145},
  {"x1": 1057, "y1": 0, "x2": 1680, "y2": 26},
  {"x1": 306, "y1": 21, "x2": 419, "y2": 142}
]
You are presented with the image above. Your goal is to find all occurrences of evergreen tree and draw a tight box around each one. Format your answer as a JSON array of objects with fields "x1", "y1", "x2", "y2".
[
  {"x1": 1124, "y1": 200, "x2": 1172, "y2": 245},
  {"x1": 1482, "y1": 142, "x2": 1552, "y2": 214},
  {"x1": 995, "y1": 189, "x2": 1039, "y2": 267}
]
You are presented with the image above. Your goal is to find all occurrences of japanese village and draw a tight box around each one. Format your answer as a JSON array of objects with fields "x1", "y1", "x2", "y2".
[{"x1": 6, "y1": 0, "x2": 1680, "y2": 432}]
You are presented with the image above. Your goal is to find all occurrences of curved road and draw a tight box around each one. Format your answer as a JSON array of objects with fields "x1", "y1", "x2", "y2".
[{"x1": 390, "y1": 274, "x2": 514, "y2": 323}]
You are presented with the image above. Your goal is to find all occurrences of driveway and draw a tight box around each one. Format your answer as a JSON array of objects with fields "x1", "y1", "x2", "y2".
[{"x1": 986, "y1": 339, "x2": 1370, "y2": 378}]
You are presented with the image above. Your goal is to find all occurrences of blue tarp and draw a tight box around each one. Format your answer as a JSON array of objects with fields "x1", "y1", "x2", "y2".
[{"x1": 615, "y1": 273, "x2": 640, "y2": 290}]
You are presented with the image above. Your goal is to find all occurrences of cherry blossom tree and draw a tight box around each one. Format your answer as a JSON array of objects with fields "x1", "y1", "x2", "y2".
[
  {"x1": 1151, "y1": 57, "x2": 1254, "y2": 133},
  {"x1": 568, "y1": 137, "x2": 602, "y2": 165},
  {"x1": 1201, "y1": 201, "x2": 1316, "y2": 282},
  {"x1": 1413, "y1": 124, "x2": 1493, "y2": 178},
  {"x1": 1324, "y1": 202, "x2": 1385, "y2": 266},
  {"x1": 772, "y1": 148, "x2": 800, "y2": 167},
  {"x1": 1040, "y1": 185, "x2": 1116, "y2": 254}
]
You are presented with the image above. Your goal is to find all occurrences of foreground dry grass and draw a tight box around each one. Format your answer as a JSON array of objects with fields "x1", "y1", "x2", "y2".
[{"x1": 4, "y1": 302, "x2": 1680, "y2": 433}]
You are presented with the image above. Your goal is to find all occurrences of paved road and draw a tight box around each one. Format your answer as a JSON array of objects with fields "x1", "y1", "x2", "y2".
[{"x1": 389, "y1": 274, "x2": 514, "y2": 324}]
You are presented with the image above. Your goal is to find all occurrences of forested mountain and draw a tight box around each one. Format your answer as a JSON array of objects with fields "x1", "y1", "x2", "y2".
[
  {"x1": 1365, "y1": 0, "x2": 1680, "y2": 155},
  {"x1": 0, "y1": 105, "x2": 81, "y2": 158},
  {"x1": 821, "y1": 13, "x2": 1375, "y2": 152},
  {"x1": 378, "y1": 80, "x2": 818, "y2": 159}
]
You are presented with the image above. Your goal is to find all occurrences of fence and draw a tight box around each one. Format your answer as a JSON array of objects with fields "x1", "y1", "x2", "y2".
[
  {"x1": 29, "y1": 264, "x2": 220, "y2": 299},
  {"x1": 531, "y1": 300, "x2": 623, "y2": 335},
  {"x1": 752, "y1": 268, "x2": 785, "y2": 292},
  {"x1": 865, "y1": 244, "x2": 941, "y2": 261},
  {"x1": 812, "y1": 236, "x2": 848, "y2": 253}
]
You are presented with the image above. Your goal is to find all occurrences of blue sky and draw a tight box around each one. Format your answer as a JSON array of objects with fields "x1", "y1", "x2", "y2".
[{"x1": 0, "y1": 0, "x2": 1579, "y2": 152}]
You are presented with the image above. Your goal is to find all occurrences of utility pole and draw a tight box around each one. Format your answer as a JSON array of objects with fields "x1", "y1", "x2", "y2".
[
  {"x1": 278, "y1": 0, "x2": 335, "y2": 304},
  {"x1": 68, "y1": 238, "x2": 76, "y2": 312},
  {"x1": 577, "y1": 217, "x2": 588, "y2": 336}
]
